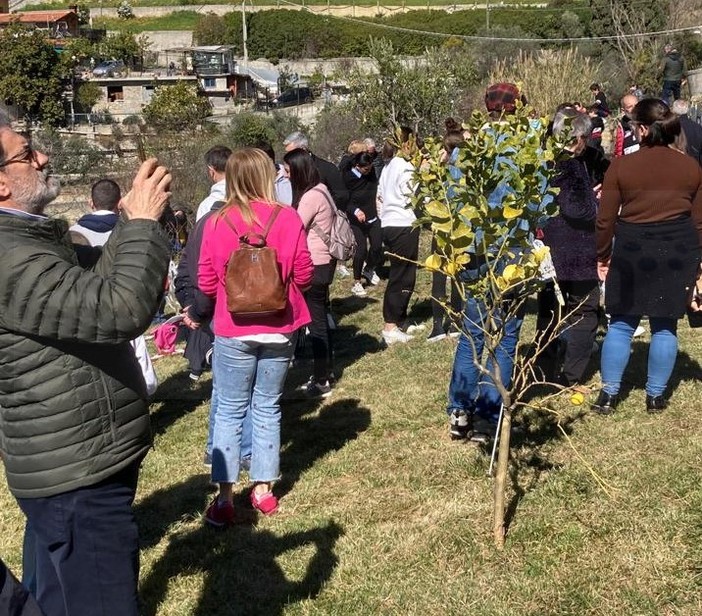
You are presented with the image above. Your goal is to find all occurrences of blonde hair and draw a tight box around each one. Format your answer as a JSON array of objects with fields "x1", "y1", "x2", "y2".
[
  {"x1": 347, "y1": 139, "x2": 368, "y2": 155},
  {"x1": 219, "y1": 147, "x2": 279, "y2": 225}
]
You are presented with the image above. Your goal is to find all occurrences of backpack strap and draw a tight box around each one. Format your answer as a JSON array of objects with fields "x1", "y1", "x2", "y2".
[
  {"x1": 222, "y1": 207, "x2": 281, "y2": 247},
  {"x1": 310, "y1": 187, "x2": 335, "y2": 246}
]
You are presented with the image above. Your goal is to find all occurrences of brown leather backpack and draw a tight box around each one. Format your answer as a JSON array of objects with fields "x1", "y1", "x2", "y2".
[{"x1": 223, "y1": 207, "x2": 287, "y2": 317}]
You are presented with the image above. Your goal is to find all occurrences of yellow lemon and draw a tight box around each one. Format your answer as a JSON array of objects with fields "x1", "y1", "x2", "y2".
[{"x1": 570, "y1": 392, "x2": 585, "y2": 406}]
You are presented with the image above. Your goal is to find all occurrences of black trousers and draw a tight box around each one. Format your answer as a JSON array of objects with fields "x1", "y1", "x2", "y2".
[
  {"x1": 17, "y1": 461, "x2": 141, "y2": 616},
  {"x1": 305, "y1": 262, "x2": 335, "y2": 382},
  {"x1": 351, "y1": 220, "x2": 383, "y2": 280},
  {"x1": 382, "y1": 226, "x2": 420, "y2": 324},
  {"x1": 536, "y1": 279, "x2": 600, "y2": 385},
  {"x1": 430, "y1": 237, "x2": 463, "y2": 329}
]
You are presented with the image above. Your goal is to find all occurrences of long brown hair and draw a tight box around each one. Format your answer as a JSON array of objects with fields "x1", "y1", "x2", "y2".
[
  {"x1": 283, "y1": 148, "x2": 321, "y2": 209},
  {"x1": 218, "y1": 147, "x2": 279, "y2": 225}
]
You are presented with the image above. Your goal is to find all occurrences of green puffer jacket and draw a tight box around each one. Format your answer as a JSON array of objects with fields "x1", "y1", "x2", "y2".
[{"x1": 0, "y1": 212, "x2": 170, "y2": 499}]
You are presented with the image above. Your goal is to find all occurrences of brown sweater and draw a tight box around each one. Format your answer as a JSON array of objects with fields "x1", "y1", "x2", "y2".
[{"x1": 596, "y1": 145, "x2": 702, "y2": 261}]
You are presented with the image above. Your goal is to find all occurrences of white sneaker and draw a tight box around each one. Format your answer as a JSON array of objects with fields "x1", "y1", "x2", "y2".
[
  {"x1": 351, "y1": 281, "x2": 367, "y2": 297},
  {"x1": 363, "y1": 269, "x2": 380, "y2": 285},
  {"x1": 337, "y1": 264, "x2": 351, "y2": 278},
  {"x1": 405, "y1": 323, "x2": 426, "y2": 335},
  {"x1": 382, "y1": 327, "x2": 414, "y2": 345}
]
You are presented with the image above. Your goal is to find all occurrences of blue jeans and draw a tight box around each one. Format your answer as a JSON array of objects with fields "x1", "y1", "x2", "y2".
[
  {"x1": 206, "y1": 369, "x2": 252, "y2": 462},
  {"x1": 211, "y1": 335, "x2": 295, "y2": 484},
  {"x1": 601, "y1": 315, "x2": 678, "y2": 397},
  {"x1": 447, "y1": 297, "x2": 523, "y2": 422}
]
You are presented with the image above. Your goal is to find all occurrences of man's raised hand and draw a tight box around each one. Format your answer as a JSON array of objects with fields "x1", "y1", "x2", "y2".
[{"x1": 121, "y1": 158, "x2": 172, "y2": 222}]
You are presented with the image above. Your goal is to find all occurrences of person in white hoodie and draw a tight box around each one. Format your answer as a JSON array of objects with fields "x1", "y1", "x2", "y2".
[
  {"x1": 377, "y1": 127, "x2": 419, "y2": 345},
  {"x1": 195, "y1": 145, "x2": 231, "y2": 221}
]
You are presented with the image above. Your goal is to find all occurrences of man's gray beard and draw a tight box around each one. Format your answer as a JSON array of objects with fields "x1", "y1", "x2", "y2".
[{"x1": 14, "y1": 171, "x2": 61, "y2": 215}]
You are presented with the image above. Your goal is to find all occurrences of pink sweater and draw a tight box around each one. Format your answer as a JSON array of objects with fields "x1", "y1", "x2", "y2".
[
  {"x1": 297, "y1": 183, "x2": 335, "y2": 265},
  {"x1": 198, "y1": 201, "x2": 314, "y2": 337}
]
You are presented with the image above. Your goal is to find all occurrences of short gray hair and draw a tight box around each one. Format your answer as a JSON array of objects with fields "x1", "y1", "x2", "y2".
[
  {"x1": 283, "y1": 131, "x2": 308, "y2": 150},
  {"x1": 363, "y1": 137, "x2": 376, "y2": 149},
  {"x1": 552, "y1": 108, "x2": 592, "y2": 140},
  {"x1": 672, "y1": 99, "x2": 689, "y2": 116}
]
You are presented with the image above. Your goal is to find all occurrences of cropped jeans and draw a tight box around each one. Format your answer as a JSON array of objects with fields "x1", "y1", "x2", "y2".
[
  {"x1": 211, "y1": 335, "x2": 296, "y2": 485},
  {"x1": 601, "y1": 315, "x2": 677, "y2": 398},
  {"x1": 206, "y1": 369, "x2": 252, "y2": 462},
  {"x1": 447, "y1": 297, "x2": 523, "y2": 423}
]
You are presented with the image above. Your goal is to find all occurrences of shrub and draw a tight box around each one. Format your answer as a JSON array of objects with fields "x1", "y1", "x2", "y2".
[
  {"x1": 489, "y1": 48, "x2": 601, "y2": 116},
  {"x1": 143, "y1": 81, "x2": 212, "y2": 131},
  {"x1": 75, "y1": 81, "x2": 101, "y2": 112},
  {"x1": 117, "y1": 1, "x2": 134, "y2": 20}
]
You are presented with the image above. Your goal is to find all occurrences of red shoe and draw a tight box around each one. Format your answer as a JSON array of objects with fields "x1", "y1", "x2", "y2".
[
  {"x1": 250, "y1": 490, "x2": 278, "y2": 515},
  {"x1": 204, "y1": 497, "x2": 234, "y2": 527}
]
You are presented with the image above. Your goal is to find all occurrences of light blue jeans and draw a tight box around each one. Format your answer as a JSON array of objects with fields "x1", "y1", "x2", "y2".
[
  {"x1": 207, "y1": 370, "x2": 252, "y2": 462},
  {"x1": 601, "y1": 315, "x2": 678, "y2": 398},
  {"x1": 211, "y1": 335, "x2": 295, "y2": 484},
  {"x1": 447, "y1": 297, "x2": 523, "y2": 423}
]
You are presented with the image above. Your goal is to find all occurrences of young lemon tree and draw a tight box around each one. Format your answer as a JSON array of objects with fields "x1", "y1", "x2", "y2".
[{"x1": 409, "y1": 104, "x2": 570, "y2": 547}]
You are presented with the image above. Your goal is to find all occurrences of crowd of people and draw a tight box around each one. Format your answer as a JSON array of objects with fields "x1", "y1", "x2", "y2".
[{"x1": 1, "y1": 51, "x2": 702, "y2": 614}]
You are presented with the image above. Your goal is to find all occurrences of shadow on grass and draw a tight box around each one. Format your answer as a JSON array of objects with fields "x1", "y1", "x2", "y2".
[
  {"x1": 135, "y1": 475, "x2": 215, "y2": 551},
  {"x1": 148, "y1": 369, "x2": 212, "y2": 436},
  {"x1": 139, "y1": 517, "x2": 343, "y2": 616},
  {"x1": 135, "y1": 398, "x2": 368, "y2": 560},
  {"x1": 277, "y1": 398, "x2": 371, "y2": 499},
  {"x1": 287, "y1": 323, "x2": 384, "y2": 390}
]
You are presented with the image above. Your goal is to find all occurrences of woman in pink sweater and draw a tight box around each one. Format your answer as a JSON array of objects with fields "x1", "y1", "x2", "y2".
[
  {"x1": 283, "y1": 148, "x2": 337, "y2": 397},
  {"x1": 198, "y1": 148, "x2": 313, "y2": 525}
]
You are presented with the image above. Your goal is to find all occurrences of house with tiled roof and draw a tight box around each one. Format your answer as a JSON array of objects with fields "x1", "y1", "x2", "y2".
[{"x1": 0, "y1": 8, "x2": 79, "y2": 38}]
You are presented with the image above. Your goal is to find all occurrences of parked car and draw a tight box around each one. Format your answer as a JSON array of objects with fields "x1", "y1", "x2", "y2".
[
  {"x1": 270, "y1": 86, "x2": 313, "y2": 108},
  {"x1": 93, "y1": 60, "x2": 126, "y2": 78}
]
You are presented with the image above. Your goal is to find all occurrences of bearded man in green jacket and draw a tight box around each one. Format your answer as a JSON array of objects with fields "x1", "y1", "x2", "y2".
[{"x1": 0, "y1": 111, "x2": 172, "y2": 616}]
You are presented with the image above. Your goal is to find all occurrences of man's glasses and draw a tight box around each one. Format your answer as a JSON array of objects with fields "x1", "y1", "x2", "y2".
[{"x1": 0, "y1": 147, "x2": 38, "y2": 169}]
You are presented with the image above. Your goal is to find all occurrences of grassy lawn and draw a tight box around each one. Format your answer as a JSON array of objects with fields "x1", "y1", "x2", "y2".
[{"x1": 2, "y1": 235, "x2": 702, "y2": 615}]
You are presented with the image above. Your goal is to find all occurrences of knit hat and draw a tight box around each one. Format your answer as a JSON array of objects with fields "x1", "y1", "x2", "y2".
[{"x1": 484, "y1": 83, "x2": 525, "y2": 113}]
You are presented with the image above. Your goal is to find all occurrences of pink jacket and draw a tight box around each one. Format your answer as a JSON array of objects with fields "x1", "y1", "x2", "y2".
[
  {"x1": 198, "y1": 201, "x2": 313, "y2": 337},
  {"x1": 297, "y1": 183, "x2": 335, "y2": 265}
]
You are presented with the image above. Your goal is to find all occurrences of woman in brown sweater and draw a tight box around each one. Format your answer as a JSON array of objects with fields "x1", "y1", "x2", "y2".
[{"x1": 592, "y1": 98, "x2": 702, "y2": 415}]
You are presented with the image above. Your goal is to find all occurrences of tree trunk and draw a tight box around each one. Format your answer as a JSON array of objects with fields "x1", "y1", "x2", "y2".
[{"x1": 492, "y1": 403, "x2": 512, "y2": 549}]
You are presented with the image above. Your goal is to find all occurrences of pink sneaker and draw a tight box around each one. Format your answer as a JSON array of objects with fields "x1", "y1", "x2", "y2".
[
  {"x1": 204, "y1": 498, "x2": 234, "y2": 527},
  {"x1": 250, "y1": 490, "x2": 278, "y2": 515}
]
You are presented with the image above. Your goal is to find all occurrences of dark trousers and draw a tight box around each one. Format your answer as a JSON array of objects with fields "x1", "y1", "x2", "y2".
[
  {"x1": 184, "y1": 320, "x2": 214, "y2": 375},
  {"x1": 430, "y1": 237, "x2": 463, "y2": 330},
  {"x1": 382, "y1": 226, "x2": 420, "y2": 324},
  {"x1": 305, "y1": 263, "x2": 335, "y2": 382},
  {"x1": 537, "y1": 279, "x2": 600, "y2": 386},
  {"x1": 17, "y1": 461, "x2": 141, "y2": 616},
  {"x1": 1, "y1": 557, "x2": 43, "y2": 616},
  {"x1": 662, "y1": 80, "x2": 681, "y2": 105},
  {"x1": 351, "y1": 220, "x2": 383, "y2": 280}
]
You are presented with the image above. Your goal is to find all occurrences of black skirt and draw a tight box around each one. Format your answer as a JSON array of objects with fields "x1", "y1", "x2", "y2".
[{"x1": 605, "y1": 217, "x2": 700, "y2": 318}]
